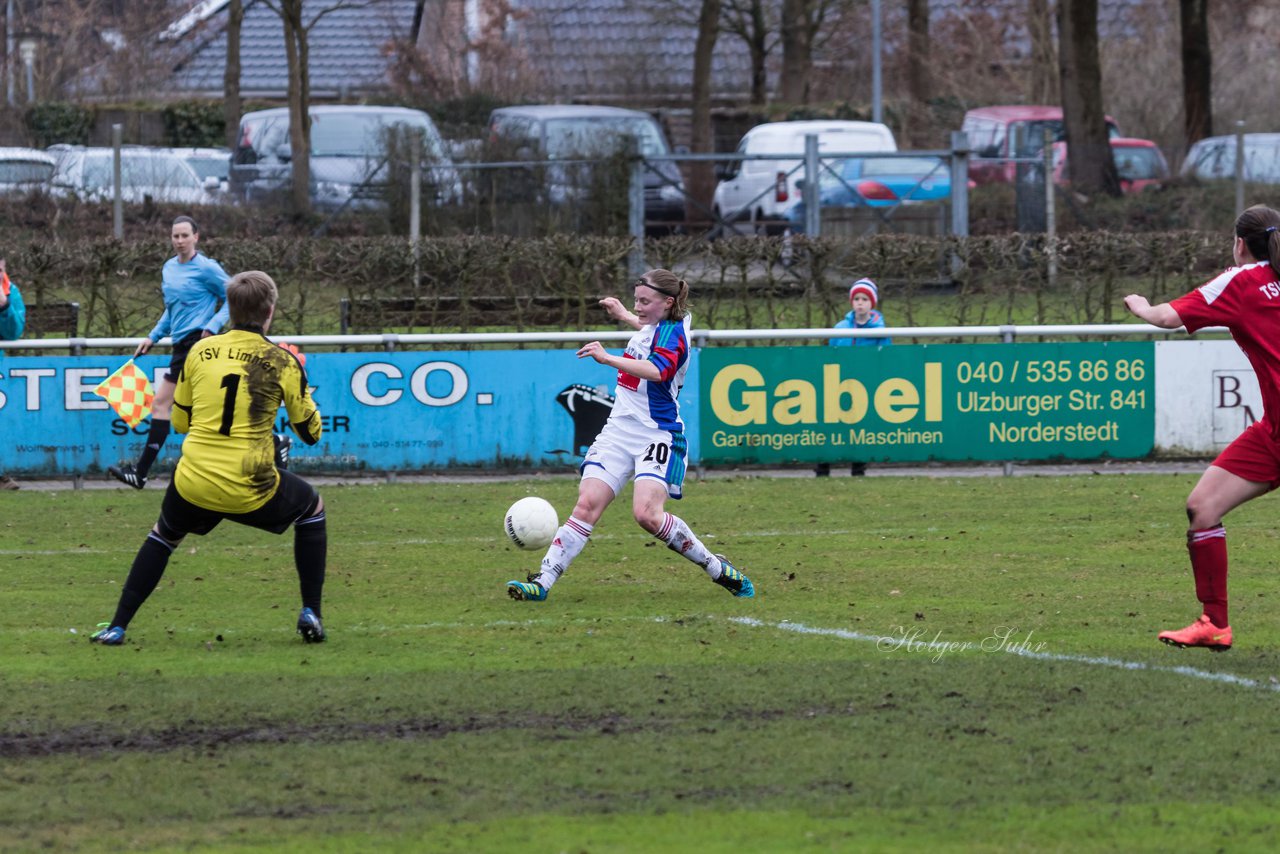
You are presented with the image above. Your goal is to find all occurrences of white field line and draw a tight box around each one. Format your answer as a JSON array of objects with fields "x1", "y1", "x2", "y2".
[
  {"x1": 31, "y1": 610, "x2": 1280, "y2": 695},
  {"x1": 136, "y1": 615, "x2": 1280, "y2": 697},
  {"x1": 728, "y1": 616, "x2": 1280, "y2": 693}
]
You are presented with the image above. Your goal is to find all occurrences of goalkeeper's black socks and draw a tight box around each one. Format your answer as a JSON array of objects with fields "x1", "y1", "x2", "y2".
[
  {"x1": 135, "y1": 418, "x2": 171, "y2": 478},
  {"x1": 294, "y1": 511, "x2": 327, "y2": 616},
  {"x1": 110, "y1": 532, "x2": 177, "y2": 629}
]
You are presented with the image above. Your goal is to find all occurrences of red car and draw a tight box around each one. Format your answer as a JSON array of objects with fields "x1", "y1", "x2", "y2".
[
  {"x1": 1050, "y1": 137, "x2": 1170, "y2": 193},
  {"x1": 961, "y1": 105, "x2": 1121, "y2": 185}
]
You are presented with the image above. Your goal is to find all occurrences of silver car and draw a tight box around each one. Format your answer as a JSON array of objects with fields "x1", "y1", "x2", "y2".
[
  {"x1": 1180, "y1": 133, "x2": 1280, "y2": 184},
  {"x1": 229, "y1": 105, "x2": 460, "y2": 211},
  {"x1": 47, "y1": 145, "x2": 221, "y2": 205},
  {"x1": 0, "y1": 147, "x2": 56, "y2": 195},
  {"x1": 486, "y1": 104, "x2": 687, "y2": 234},
  {"x1": 167, "y1": 147, "x2": 232, "y2": 195}
]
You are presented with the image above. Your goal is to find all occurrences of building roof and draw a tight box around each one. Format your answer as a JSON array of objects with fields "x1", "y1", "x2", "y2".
[
  {"x1": 165, "y1": 0, "x2": 420, "y2": 99},
  {"x1": 507, "y1": 0, "x2": 755, "y2": 101},
  {"x1": 155, "y1": 0, "x2": 755, "y2": 103},
  {"x1": 925, "y1": 0, "x2": 1151, "y2": 57},
  {"x1": 151, "y1": 0, "x2": 1149, "y2": 104}
]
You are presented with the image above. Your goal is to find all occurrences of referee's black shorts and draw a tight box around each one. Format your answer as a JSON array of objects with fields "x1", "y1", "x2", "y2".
[
  {"x1": 165, "y1": 330, "x2": 205, "y2": 382},
  {"x1": 158, "y1": 470, "x2": 320, "y2": 538}
]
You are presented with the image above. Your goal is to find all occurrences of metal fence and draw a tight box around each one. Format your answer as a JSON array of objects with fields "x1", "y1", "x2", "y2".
[
  {"x1": 436, "y1": 132, "x2": 980, "y2": 277},
  {"x1": 0, "y1": 321, "x2": 1198, "y2": 356}
]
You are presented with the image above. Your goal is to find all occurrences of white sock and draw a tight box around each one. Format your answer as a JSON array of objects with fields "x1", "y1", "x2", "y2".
[
  {"x1": 657, "y1": 513, "x2": 723, "y2": 579},
  {"x1": 535, "y1": 516, "x2": 593, "y2": 589}
]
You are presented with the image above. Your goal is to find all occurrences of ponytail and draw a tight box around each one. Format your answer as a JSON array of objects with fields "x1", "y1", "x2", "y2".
[
  {"x1": 1268, "y1": 226, "x2": 1280, "y2": 279},
  {"x1": 1236, "y1": 205, "x2": 1280, "y2": 277}
]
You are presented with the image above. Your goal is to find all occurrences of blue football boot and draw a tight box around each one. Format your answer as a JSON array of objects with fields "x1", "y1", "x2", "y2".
[
  {"x1": 712, "y1": 555, "x2": 755, "y2": 598},
  {"x1": 507, "y1": 580, "x2": 548, "y2": 602}
]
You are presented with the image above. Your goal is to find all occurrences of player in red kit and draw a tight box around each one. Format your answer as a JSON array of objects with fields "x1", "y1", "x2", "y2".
[{"x1": 1125, "y1": 204, "x2": 1280, "y2": 650}]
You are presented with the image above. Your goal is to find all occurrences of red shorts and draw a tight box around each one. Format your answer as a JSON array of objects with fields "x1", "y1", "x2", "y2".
[{"x1": 1212, "y1": 419, "x2": 1280, "y2": 491}]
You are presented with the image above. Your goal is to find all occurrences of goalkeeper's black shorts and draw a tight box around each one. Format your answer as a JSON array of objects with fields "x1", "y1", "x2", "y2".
[{"x1": 158, "y1": 469, "x2": 319, "y2": 538}]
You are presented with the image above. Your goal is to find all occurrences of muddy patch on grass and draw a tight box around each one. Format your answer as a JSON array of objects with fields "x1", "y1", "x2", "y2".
[
  {"x1": 0, "y1": 713, "x2": 637, "y2": 757},
  {"x1": 1, "y1": 706, "x2": 859, "y2": 758}
]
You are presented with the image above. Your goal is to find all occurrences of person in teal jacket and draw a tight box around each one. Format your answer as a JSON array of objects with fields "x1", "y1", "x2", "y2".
[
  {"x1": 0, "y1": 257, "x2": 26, "y2": 489},
  {"x1": 819, "y1": 278, "x2": 891, "y2": 476},
  {"x1": 830, "y1": 278, "x2": 892, "y2": 347},
  {"x1": 0, "y1": 257, "x2": 22, "y2": 340}
]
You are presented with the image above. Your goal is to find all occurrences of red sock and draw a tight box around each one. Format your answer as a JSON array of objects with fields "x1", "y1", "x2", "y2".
[{"x1": 1187, "y1": 526, "x2": 1229, "y2": 628}]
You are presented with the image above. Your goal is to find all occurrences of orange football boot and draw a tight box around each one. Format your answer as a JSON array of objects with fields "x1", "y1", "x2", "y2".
[{"x1": 1158, "y1": 615, "x2": 1232, "y2": 651}]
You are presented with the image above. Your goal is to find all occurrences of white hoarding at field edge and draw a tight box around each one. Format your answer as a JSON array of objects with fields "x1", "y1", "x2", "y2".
[{"x1": 1153, "y1": 339, "x2": 1260, "y2": 454}]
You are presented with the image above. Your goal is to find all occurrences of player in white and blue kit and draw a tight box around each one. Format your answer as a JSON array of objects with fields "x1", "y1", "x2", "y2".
[
  {"x1": 109, "y1": 216, "x2": 231, "y2": 489},
  {"x1": 508, "y1": 269, "x2": 755, "y2": 602}
]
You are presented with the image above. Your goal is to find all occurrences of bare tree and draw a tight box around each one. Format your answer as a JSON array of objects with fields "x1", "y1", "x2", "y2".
[
  {"x1": 778, "y1": 0, "x2": 813, "y2": 103},
  {"x1": 1056, "y1": 0, "x2": 1120, "y2": 196},
  {"x1": 778, "y1": 0, "x2": 851, "y2": 106},
  {"x1": 1179, "y1": 0, "x2": 1212, "y2": 145},
  {"x1": 1026, "y1": 0, "x2": 1057, "y2": 103},
  {"x1": 23, "y1": 0, "x2": 175, "y2": 101},
  {"x1": 224, "y1": 0, "x2": 244, "y2": 149},
  {"x1": 260, "y1": 0, "x2": 371, "y2": 214},
  {"x1": 720, "y1": 0, "x2": 776, "y2": 106},
  {"x1": 389, "y1": 0, "x2": 534, "y2": 100},
  {"x1": 688, "y1": 0, "x2": 722, "y2": 226},
  {"x1": 921, "y1": 6, "x2": 1033, "y2": 110},
  {"x1": 652, "y1": 0, "x2": 839, "y2": 108},
  {"x1": 904, "y1": 0, "x2": 930, "y2": 146},
  {"x1": 279, "y1": 0, "x2": 312, "y2": 213},
  {"x1": 644, "y1": 0, "x2": 769, "y2": 106}
]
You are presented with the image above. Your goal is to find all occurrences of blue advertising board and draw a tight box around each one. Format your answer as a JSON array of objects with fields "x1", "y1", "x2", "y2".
[{"x1": 0, "y1": 350, "x2": 703, "y2": 475}]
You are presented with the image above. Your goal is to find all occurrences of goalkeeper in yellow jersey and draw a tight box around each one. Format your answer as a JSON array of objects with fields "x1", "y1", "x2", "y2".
[{"x1": 90, "y1": 271, "x2": 328, "y2": 646}]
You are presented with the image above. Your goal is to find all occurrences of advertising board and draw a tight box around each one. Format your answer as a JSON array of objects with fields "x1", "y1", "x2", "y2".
[{"x1": 699, "y1": 342, "x2": 1155, "y2": 464}]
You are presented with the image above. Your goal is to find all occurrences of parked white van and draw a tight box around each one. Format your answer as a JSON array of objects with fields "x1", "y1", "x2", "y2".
[{"x1": 712, "y1": 120, "x2": 897, "y2": 233}]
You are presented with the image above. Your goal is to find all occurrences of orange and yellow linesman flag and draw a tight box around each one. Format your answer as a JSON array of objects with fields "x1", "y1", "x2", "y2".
[{"x1": 93, "y1": 360, "x2": 155, "y2": 427}]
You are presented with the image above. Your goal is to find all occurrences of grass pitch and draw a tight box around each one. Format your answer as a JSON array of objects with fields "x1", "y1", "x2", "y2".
[{"x1": 3, "y1": 473, "x2": 1280, "y2": 852}]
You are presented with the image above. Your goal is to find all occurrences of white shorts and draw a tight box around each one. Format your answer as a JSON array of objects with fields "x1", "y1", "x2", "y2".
[{"x1": 580, "y1": 417, "x2": 688, "y2": 500}]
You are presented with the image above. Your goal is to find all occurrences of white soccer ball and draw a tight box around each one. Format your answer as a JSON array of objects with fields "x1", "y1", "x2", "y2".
[{"x1": 504, "y1": 497, "x2": 559, "y2": 550}]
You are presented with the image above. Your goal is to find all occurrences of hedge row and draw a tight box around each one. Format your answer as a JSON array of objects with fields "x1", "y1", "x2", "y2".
[
  {"x1": 24, "y1": 101, "x2": 228, "y2": 148},
  {"x1": 9, "y1": 231, "x2": 1226, "y2": 341}
]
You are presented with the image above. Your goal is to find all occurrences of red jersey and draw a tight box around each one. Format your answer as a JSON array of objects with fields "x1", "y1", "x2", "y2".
[{"x1": 1171, "y1": 260, "x2": 1280, "y2": 439}]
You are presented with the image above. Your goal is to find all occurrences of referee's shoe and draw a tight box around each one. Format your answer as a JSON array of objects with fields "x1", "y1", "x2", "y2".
[
  {"x1": 297, "y1": 607, "x2": 326, "y2": 643},
  {"x1": 108, "y1": 463, "x2": 147, "y2": 490}
]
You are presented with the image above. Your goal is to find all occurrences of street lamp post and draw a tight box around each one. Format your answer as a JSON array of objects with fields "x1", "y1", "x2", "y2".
[
  {"x1": 18, "y1": 38, "x2": 35, "y2": 102},
  {"x1": 6, "y1": 0, "x2": 14, "y2": 107},
  {"x1": 871, "y1": 0, "x2": 882, "y2": 123}
]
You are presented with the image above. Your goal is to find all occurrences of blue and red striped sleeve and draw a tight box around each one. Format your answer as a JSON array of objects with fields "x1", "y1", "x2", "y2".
[{"x1": 648, "y1": 319, "x2": 687, "y2": 381}]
